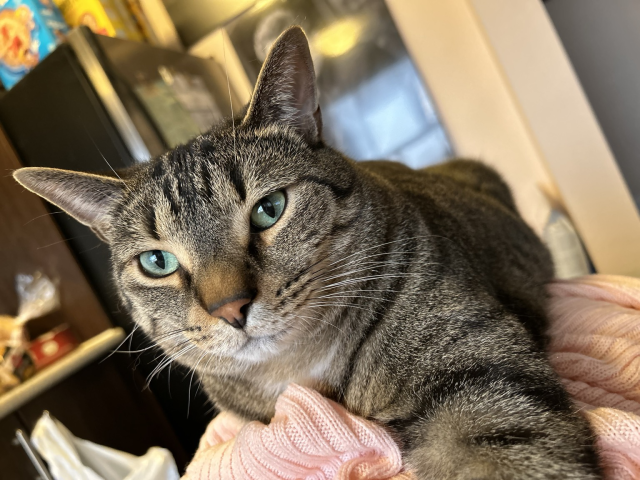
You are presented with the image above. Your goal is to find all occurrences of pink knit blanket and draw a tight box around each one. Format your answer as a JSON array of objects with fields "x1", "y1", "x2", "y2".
[{"x1": 183, "y1": 275, "x2": 640, "y2": 480}]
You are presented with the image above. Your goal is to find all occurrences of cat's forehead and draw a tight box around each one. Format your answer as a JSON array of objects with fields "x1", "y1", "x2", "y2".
[
  {"x1": 137, "y1": 127, "x2": 304, "y2": 197},
  {"x1": 113, "y1": 126, "x2": 313, "y2": 245}
]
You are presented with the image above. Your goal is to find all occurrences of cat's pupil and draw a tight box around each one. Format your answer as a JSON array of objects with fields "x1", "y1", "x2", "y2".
[
  {"x1": 260, "y1": 198, "x2": 276, "y2": 218},
  {"x1": 151, "y1": 250, "x2": 165, "y2": 269}
]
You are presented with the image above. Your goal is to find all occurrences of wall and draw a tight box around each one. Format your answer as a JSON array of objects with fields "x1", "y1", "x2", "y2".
[
  {"x1": 386, "y1": 0, "x2": 557, "y2": 234},
  {"x1": 386, "y1": 0, "x2": 640, "y2": 276},
  {"x1": 163, "y1": 0, "x2": 254, "y2": 46},
  {"x1": 546, "y1": 0, "x2": 640, "y2": 207}
]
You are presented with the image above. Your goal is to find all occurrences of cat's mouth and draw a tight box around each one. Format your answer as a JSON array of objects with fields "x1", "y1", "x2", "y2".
[{"x1": 243, "y1": 330, "x2": 286, "y2": 348}]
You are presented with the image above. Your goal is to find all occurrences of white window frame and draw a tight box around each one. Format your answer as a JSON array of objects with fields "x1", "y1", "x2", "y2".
[{"x1": 387, "y1": 0, "x2": 640, "y2": 277}]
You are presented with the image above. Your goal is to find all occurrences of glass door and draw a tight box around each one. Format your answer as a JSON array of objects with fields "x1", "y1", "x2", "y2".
[{"x1": 224, "y1": 0, "x2": 452, "y2": 168}]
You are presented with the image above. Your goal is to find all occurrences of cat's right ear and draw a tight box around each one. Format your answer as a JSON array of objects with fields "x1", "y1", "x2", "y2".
[
  {"x1": 13, "y1": 167, "x2": 124, "y2": 242},
  {"x1": 242, "y1": 26, "x2": 322, "y2": 145}
]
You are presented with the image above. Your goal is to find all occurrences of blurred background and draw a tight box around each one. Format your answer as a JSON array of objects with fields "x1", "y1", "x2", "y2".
[{"x1": 0, "y1": 0, "x2": 638, "y2": 477}]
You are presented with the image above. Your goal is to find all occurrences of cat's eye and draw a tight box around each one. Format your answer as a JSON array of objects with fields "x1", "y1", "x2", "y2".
[
  {"x1": 139, "y1": 250, "x2": 180, "y2": 278},
  {"x1": 250, "y1": 191, "x2": 286, "y2": 230}
]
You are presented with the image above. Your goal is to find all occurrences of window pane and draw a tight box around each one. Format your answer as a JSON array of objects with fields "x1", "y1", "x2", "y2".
[{"x1": 226, "y1": 0, "x2": 452, "y2": 167}]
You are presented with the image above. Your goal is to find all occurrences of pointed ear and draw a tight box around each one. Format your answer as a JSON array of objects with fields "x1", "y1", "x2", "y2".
[
  {"x1": 242, "y1": 26, "x2": 322, "y2": 144},
  {"x1": 13, "y1": 167, "x2": 124, "y2": 242}
]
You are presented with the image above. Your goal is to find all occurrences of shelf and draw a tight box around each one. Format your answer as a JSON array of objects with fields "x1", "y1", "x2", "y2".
[{"x1": 0, "y1": 327, "x2": 126, "y2": 420}]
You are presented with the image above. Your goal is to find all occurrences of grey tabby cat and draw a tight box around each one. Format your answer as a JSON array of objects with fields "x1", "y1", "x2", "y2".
[{"x1": 15, "y1": 27, "x2": 600, "y2": 479}]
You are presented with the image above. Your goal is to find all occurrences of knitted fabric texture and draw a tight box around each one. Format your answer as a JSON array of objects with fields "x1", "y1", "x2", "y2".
[
  {"x1": 183, "y1": 385, "x2": 412, "y2": 480},
  {"x1": 183, "y1": 275, "x2": 640, "y2": 480},
  {"x1": 547, "y1": 275, "x2": 640, "y2": 480}
]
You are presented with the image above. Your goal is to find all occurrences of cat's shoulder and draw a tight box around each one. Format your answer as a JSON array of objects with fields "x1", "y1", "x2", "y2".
[
  {"x1": 355, "y1": 159, "x2": 415, "y2": 177},
  {"x1": 356, "y1": 158, "x2": 517, "y2": 213}
]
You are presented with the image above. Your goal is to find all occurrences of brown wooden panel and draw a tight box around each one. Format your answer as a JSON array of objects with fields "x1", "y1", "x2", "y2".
[{"x1": 0, "y1": 125, "x2": 112, "y2": 342}]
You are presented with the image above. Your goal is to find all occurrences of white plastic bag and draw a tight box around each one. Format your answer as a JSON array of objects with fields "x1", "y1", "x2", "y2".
[{"x1": 31, "y1": 412, "x2": 180, "y2": 480}]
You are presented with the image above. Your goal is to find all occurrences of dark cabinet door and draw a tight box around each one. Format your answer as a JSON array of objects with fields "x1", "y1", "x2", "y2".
[
  {"x1": 16, "y1": 355, "x2": 188, "y2": 468},
  {"x1": 0, "y1": 414, "x2": 41, "y2": 480}
]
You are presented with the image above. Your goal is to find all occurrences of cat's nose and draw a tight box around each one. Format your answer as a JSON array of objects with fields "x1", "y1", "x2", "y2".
[{"x1": 208, "y1": 295, "x2": 252, "y2": 329}]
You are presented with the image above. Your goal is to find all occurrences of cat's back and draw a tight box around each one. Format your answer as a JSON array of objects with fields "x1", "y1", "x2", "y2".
[
  {"x1": 358, "y1": 158, "x2": 552, "y2": 278},
  {"x1": 357, "y1": 158, "x2": 517, "y2": 213},
  {"x1": 356, "y1": 158, "x2": 554, "y2": 347},
  {"x1": 356, "y1": 159, "x2": 537, "y2": 255}
]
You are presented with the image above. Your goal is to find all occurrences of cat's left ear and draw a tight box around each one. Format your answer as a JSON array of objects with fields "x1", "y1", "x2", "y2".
[
  {"x1": 242, "y1": 26, "x2": 322, "y2": 144},
  {"x1": 13, "y1": 167, "x2": 124, "y2": 242}
]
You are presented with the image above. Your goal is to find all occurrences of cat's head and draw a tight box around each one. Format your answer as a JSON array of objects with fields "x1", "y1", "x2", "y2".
[{"x1": 14, "y1": 27, "x2": 361, "y2": 363}]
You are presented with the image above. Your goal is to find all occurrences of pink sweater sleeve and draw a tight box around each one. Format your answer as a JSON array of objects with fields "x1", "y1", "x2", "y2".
[
  {"x1": 547, "y1": 275, "x2": 640, "y2": 480},
  {"x1": 183, "y1": 384, "x2": 414, "y2": 480}
]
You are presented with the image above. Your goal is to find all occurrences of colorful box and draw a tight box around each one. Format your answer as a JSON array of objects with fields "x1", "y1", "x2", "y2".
[
  {"x1": 0, "y1": 0, "x2": 69, "y2": 89},
  {"x1": 54, "y1": 0, "x2": 144, "y2": 41}
]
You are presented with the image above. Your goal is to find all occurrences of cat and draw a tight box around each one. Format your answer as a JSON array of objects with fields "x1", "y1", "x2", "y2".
[{"x1": 14, "y1": 27, "x2": 601, "y2": 479}]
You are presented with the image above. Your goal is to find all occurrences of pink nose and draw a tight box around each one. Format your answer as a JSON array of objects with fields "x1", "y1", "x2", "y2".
[{"x1": 209, "y1": 297, "x2": 252, "y2": 329}]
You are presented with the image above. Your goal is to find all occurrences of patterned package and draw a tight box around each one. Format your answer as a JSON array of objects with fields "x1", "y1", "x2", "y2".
[
  {"x1": 0, "y1": 0, "x2": 68, "y2": 89},
  {"x1": 53, "y1": 0, "x2": 144, "y2": 41}
]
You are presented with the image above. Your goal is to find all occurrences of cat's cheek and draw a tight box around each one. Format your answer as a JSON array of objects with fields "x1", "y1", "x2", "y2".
[{"x1": 242, "y1": 303, "x2": 285, "y2": 336}]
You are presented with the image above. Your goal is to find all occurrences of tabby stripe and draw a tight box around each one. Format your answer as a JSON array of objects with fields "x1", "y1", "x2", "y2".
[
  {"x1": 146, "y1": 209, "x2": 160, "y2": 240},
  {"x1": 421, "y1": 362, "x2": 573, "y2": 416},
  {"x1": 182, "y1": 269, "x2": 193, "y2": 290},
  {"x1": 120, "y1": 290, "x2": 134, "y2": 311},
  {"x1": 152, "y1": 158, "x2": 164, "y2": 179},
  {"x1": 173, "y1": 146, "x2": 186, "y2": 171},
  {"x1": 340, "y1": 235, "x2": 413, "y2": 400},
  {"x1": 328, "y1": 221, "x2": 353, "y2": 237},
  {"x1": 228, "y1": 163, "x2": 246, "y2": 201},
  {"x1": 200, "y1": 161, "x2": 214, "y2": 198},
  {"x1": 163, "y1": 179, "x2": 180, "y2": 215},
  {"x1": 301, "y1": 176, "x2": 354, "y2": 199},
  {"x1": 149, "y1": 316, "x2": 158, "y2": 337},
  {"x1": 247, "y1": 238, "x2": 262, "y2": 267}
]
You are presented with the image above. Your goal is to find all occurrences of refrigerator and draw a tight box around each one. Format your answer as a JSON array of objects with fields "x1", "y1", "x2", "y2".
[{"x1": 0, "y1": 27, "x2": 241, "y2": 453}]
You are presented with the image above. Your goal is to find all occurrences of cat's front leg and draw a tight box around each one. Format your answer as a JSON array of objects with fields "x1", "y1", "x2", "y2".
[
  {"x1": 393, "y1": 383, "x2": 601, "y2": 479},
  {"x1": 200, "y1": 374, "x2": 277, "y2": 423}
]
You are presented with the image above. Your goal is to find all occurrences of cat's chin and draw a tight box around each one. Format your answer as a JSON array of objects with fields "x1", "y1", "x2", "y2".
[
  {"x1": 175, "y1": 330, "x2": 285, "y2": 369},
  {"x1": 229, "y1": 303, "x2": 291, "y2": 363},
  {"x1": 232, "y1": 331, "x2": 287, "y2": 363}
]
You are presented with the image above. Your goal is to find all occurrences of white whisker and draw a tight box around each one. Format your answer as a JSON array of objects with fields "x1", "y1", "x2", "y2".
[
  {"x1": 222, "y1": 31, "x2": 237, "y2": 163},
  {"x1": 187, "y1": 350, "x2": 209, "y2": 417},
  {"x1": 101, "y1": 324, "x2": 139, "y2": 362},
  {"x1": 146, "y1": 343, "x2": 196, "y2": 386}
]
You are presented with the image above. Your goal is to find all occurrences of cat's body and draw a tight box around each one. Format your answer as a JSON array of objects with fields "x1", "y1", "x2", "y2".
[
  {"x1": 197, "y1": 155, "x2": 599, "y2": 479},
  {"x1": 200, "y1": 157, "x2": 553, "y2": 420},
  {"x1": 15, "y1": 27, "x2": 601, "y2": 479}
]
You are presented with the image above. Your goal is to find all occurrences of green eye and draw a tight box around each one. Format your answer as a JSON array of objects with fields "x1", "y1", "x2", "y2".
[
  {"x1": 250, "y1": 191, "x2": 286, "y2": 230},
  {"x1": 139, "y1": 250, "x2": 180, "y2": 277}
]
